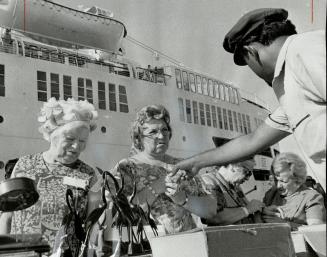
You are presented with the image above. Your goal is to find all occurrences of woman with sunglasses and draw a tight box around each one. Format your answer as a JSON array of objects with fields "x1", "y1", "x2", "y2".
[{"x1": 111, "y1": 104, "x2": 217, "y2": 234}]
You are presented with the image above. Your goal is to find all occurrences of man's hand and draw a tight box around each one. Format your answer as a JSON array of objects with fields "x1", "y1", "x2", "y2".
[
  {"x1": 246, "y1": 200, "x2": 265, "y2": 214},
  {"x1": 171, "y1": 158, "x2": 200, "y2": 177}
]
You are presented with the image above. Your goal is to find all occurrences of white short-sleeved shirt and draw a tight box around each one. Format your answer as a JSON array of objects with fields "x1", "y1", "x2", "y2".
[{"x1": 265, "y1": 30, "x2": 326, "y2": 190}]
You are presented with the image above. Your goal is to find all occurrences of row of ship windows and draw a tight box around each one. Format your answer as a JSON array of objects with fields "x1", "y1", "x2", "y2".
[
  {"x1": 36, "y1": 71, "x2": 129, "y2": 112},
  {"x1": 175, "y1": 69, "x2": 239, "y2": 105},
  {"x1": 178, "y1": 97, "x2": 252, "y2": 134},
  {"x1": 0, "y1": 64, "x2": 265, "y2": 131}
]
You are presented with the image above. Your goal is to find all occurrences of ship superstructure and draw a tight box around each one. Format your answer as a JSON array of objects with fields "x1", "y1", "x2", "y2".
[{"x1": 0, "y1": 0, "x2": 276, "y2": 200}]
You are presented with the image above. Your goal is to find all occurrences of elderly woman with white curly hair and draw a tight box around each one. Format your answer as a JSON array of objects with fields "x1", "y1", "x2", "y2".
[
  {"x1": 0, "y1": 97, "x2": 98, "y2": 256},
  {"x1": 262, "y1": 152, "x2": 325, "y2": 230}
]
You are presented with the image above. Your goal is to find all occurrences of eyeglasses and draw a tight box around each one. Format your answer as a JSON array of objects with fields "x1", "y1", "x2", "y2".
[
  {"x1": 242, "y1": 166, "x2": 253, "y2": 178},
  {"x1": 142, "y1": 128, "x2": 170, "y2": 138}
]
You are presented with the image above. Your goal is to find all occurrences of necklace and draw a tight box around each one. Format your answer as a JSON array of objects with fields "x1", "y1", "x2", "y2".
[{"x1": 144, "y1": 172, "x2": 166, "y2": 199}]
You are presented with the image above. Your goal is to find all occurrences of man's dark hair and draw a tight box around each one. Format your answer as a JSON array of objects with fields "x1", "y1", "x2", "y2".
[
  {"x1": 243, "y1": 20, "x2": 297, "y2": 63},
  {"x1": 256, "y1": 20, "x2": 297, "y2": 46}
]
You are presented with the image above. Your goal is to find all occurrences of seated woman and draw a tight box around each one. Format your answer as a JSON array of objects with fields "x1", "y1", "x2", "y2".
[
  {"x1": 0, "y1": 98, "x2": 98, "y2": 256},
  {"x1": 262, "y1": 152, "x2": 325, "y2": 230},
  {"x1": 112, "y1": 105, "x2": 217, "y2": 234}
]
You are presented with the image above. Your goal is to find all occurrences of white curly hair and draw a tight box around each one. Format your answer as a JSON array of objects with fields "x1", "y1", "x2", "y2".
[{"x1": 38, "y1": 98, "x2": 98, "y2": 141}]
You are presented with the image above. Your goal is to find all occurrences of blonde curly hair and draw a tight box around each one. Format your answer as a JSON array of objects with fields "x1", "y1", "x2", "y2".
[
  {"x1": 272, "y1": 152, "x2": 307, "y2": 185},
  {"x1": 38, "y1": 98, "x2": 98, "y2": 141}
]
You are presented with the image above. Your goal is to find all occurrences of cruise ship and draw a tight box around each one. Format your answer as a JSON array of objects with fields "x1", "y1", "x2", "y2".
[{"x1": 0, "y1": 0, "x2": 277, "y2": 200}]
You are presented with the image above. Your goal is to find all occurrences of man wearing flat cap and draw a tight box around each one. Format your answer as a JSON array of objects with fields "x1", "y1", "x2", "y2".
[{"x1": 173, "y1": 8, "x2": 326, "y2": 191}]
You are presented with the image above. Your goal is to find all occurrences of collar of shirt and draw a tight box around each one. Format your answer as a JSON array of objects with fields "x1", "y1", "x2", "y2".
[
  {"x1": 272, "y1": 34, "x2": 296, "y2": 86},
  {"x1": 283, "y1": 184, "x2": 308, "y2": 200},
  {"x1": 216, "y1": 167, "x2": 235, "y2": 190}
]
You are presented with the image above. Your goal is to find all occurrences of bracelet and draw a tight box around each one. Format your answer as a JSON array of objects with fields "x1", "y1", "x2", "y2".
[{"x1": 241, "y1": 207, "x2": 250, "y2": 216}]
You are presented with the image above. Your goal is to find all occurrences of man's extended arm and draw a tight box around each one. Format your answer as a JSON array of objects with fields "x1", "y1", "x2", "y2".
[{"x1": 173, "y1": 123, "x2": 290, "y2": 175}]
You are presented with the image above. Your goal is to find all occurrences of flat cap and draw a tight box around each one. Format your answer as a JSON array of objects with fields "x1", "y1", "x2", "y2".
[{"x1": 223, "y1": 8, "x2": 288, "y2": 65}]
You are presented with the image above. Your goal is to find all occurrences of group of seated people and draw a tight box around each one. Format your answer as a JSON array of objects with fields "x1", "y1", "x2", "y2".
[{"x1": 0, "y1": 98, "x2": 325, "y2": 256}]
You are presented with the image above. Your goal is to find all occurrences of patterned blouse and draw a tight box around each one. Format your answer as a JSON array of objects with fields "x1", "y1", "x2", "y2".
[
  {"x1": 10, "y1": 153, "x2": 97, "y2": 255},
  {"x1": 112, "y1": 155, "x2": 209, "y2": 234}
]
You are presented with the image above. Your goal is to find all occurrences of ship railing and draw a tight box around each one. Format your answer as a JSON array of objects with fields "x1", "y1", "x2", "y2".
[
  {"x1": 24, "y1": 46, "x2": 65, "y2": 64},
  {"x1": 136, "y1": 67, "x2": 166, "y2": 85},
  {"x1": 0, "y1": 41, "x2": 17, "y2": 55},
  {"x1": 0, "y1": 39, "x2": 131, "y2": 78},
  {"x1": 84, "y1": 59, "x2": 130, "y2": 77},
  {"x1": 16, "y1": 42, "x2": 67, "y2": 64}
]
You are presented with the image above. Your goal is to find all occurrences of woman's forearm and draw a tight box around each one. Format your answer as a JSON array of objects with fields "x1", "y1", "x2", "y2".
[{"x1": 307, "y1": 218, "x2": 325, "y2": 226}]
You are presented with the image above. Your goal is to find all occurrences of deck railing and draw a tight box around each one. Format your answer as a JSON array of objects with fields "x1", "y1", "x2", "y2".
[
  {"x1": 136, "y1": 67, "x2": 166, "y2": 85},
  {"x1": 0, "y1": 41, "x2": 17, "y2": 54},
  {"x1": 0, "y1": 40, "x2": 131, "y2": 77}
]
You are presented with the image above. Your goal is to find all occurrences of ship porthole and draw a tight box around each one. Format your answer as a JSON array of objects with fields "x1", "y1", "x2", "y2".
[
  {"x1": 182, "y1": 136, "x2": 186, "y2": 142},
  {"x1": 0, "y1": 116, "x2": 3, "y2": 123},
  {"x1": 0, "y1": 161, "x2": 4, "y2": 169},
  {"x1": 101, "y1": 126, "x2": 107, "y2": 133}
]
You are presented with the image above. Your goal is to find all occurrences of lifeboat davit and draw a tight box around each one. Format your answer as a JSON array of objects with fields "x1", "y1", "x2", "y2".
[{"x1": 0, "y1": 0, "x2": 127, "y2": 54}]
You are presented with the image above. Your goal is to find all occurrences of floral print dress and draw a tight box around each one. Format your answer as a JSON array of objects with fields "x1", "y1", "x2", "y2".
[
  {"x1": 10, "y1": 153, "x2": 97, "y2": 256},
  {"x1": 112, "y1": 155, "x2": 209, "y2": 234}
]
